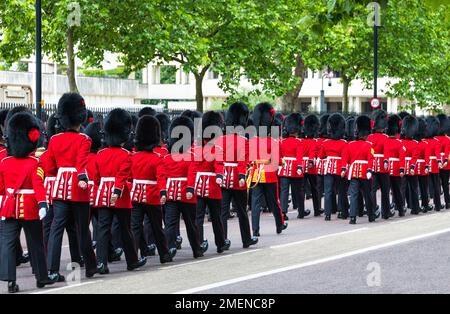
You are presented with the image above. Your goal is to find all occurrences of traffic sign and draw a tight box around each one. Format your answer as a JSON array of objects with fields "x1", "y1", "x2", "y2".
[{"x1": 371, "y1": 98, "x2": 380, "y2": 109}]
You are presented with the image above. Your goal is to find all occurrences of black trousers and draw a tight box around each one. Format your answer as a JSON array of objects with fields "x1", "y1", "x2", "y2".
[
  {"x1": 304, "y1": 174, "x2": 321, "y2": 213},
  {"x1": 131, "y1": 203, "x2": 169, "y2": 257},
  {"x1": 372, "y1": 173, "x2": 390, "y2": 217},
  {"x1": 324, "y1": 175, "x2": 346, "y2": 216},
  {"x1": 405, "y1": 176, "x2": 420, "y2": 213},
  {"x1": 165, "y1": 201, "x2": 201, "y2": 254},
  {"x1": 251, "y1": 183, "x2": 283, "y2": 232},
  {"x1": 43, "y1": 204, "x2": 81, "y2": 263},
  {"x1": 418, "y1": 175, "x2": 430, "y2": 207},
  {"x1": 97, "y1": 207, "x2": 138, "y2": 267},
  {"x1": 440, "y1": 170, "x2": 450, "y2": 205},
  {"x1": 349, "y1": 179, "x2": 374, "y2": 218},
  {"x1": 0, "y1": 219, "x2": 48, "y2": 282},
  {"x1": 429, "y1": 173, "x2": 442, "y2": 210},
  {"x1": 47, "y1": 201, "x2": 97, "y2": 274},
  {"x1": 279, "y1": 177, "x2": 305, "y2": 215},
  {"x1": 143, "y1": 215, "x2": 155, "y2": 245},
  {"x1": 196, "y1": 198, "x2": 226, "y2": 249},
  {"x1": 221, "y1": 189, "x2": 252, "y2": 245},
  {"x1": 390, "y1": 176, "x2": 404, "y2": 212}
]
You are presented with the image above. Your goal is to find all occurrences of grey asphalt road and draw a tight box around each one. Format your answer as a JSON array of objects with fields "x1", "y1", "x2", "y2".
[{"x1": 4, "y1": 194, "x2": 450, "y2": 294}]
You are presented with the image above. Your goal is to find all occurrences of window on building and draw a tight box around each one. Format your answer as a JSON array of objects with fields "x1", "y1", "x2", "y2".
[
  {"x1": 160, "y1": 65, "x2": 177, "y2": 84},
  {"x1": 208, "y1": 70, "x2": 220, "y2": 80},
  {"x1": 303, "y1": 69, "x2": 309, "y2": 79}
]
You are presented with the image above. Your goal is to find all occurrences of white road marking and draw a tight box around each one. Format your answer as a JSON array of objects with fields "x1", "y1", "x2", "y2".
[
  {"x1": 159, "y1": 249, "x2": 262, "y2": 270},
  {"x1": 174, "y1": 227, "x2": 450, "y2": 294},
  {"x1": 270, "y1": 228, "x2": 368, "y2": 249},
  {"x1": 30, "y1": 280, "x2": 103, "y2": 294}
]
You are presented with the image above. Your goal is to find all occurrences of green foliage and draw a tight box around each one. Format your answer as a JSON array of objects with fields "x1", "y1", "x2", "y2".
[
  {"x1": 160, "y1": 65, "x2": 177, "y2": 84},
  {"x1": 80, "y1": 66, "x2": 129, "y2": 79}
]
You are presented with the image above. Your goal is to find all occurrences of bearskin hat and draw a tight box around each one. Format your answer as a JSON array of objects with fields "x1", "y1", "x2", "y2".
[
  {"x1": 417, "y1": 118, "x2": 427, "y2": 141},
  {"x1": 202, "y1": 111, "x2": 224, "y2": 140},
  {"x1": 319, "y1": 114, "x2": 330, "y2": 138},
  {"x1": 274, "y1": 113, "x2": 285, "y2": 127},
  {"x1": 401, "y1": 115, "x2": 419, "y2": 139},
  {"x1": 46, "y1": 113, "x2": 61, "y2": 139},
  {"x1": 425, "y1": 116, "x2": 439, "y2": 138},
  {"x1": 84, "y1": 121, "x2": 103, "y2": 153},
  {"x1": 226, "y1": 102, "x2": 249, "y2": 127},
  {"x1": 327, "y1": 113, "x2": 345, "y2": 140},
  {"x1": 252, "y1": 102, "x2": 275, "y2": 129},
  {"x1": 56, "y1": 93, "x2": 87, "y2": 130},
  {"x1": 0, "y1": 109, "x2": 9, "y2": 137},
  {"x1": 386, "y1": 114, "x2": 402, "y2": 136},
  {"x1": 345, "y1": 116, "x2": 356, "y2": 141},
  {"x1": 5, "y1": 106, "x2": 32, "y2": 131},
  {"x1": 398, "y1": 111, "x2": 410, "y2": 120},
  {"x1": 83, "y1": 109, "x2": 94, "y2": 127},
  {"x1": 6, "y1": 112, "x2": 41, "y2": 158},
  {"x1": 436, "y1": 113, "x2": 449, "y2": 136},
  {"x1": 304, "y1": 114, "x2": 319, "y2": 139},
  {"x1": 371, "y1": 109, "x2": 388, "y2": 131},
  {"x1": 355, "y1": 115, "x2": 372, "y2": 139},
  {"x1": 168, "y1": 115, "x2": 194, "y2": 153},
  {"x1": 135, "y1": 115, "x2": 161, "y2": 152},
  {"x1": 282, "y1": 113, "x2": 303, "y2": 137},
  {"x1": 103, "y1": 108, "x2": 132, "y2": 147},
  {"x1": 155, "y1": 113, "x2": 171, "y2": 143},
  {"x1": 181, "y1": 110, "x2": 203, "y2": 121},
  {"x1": 138, "y1": 107, "x2": 156, "y2": 118}
]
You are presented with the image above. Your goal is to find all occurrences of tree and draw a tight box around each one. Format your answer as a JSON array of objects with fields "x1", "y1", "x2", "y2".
[{"x1": 0, "y1": 0, "x2": 123, "y2": 93}]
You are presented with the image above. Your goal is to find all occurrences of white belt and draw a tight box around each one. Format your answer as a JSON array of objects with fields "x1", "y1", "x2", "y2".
[
  {"x1": 430, "y1": 156, "x2": 437, "y2": 160},
  {"x1": 132, "y1": 179, "x2": 157, "y2": 185},
  {"x1": 303, "y1": 157, "x2": 309, "y2": 160},
  {"x1": 441, "y1": 152, "x2": 445, "y2": 156},
  {"x1": 44, "y1": 177, "x2": 56, "y2": 184},
  {"x1": 196, "y1": 172, "x2": 216, "y2": 177},
  {"x1": 405, "y1": 157, "x2": 412, "y2": 161},
  {"x1": 389, "y1": 158, "x2": 400, "y2": 162},
  {"x1": 166, "y1": 177, "x2": 187, "y2": 190},
  {"x1": 283, "y1": 157, "x2": 297, "y2": 161},
  {"x1": 55, "y1": 167, "x2": 77, "y2": 182},
  {"x1": 88, "y1": 180, "x2": 94, "y2": 185},
  {"x1": 348, "y1": 160, "x2": 368, "y2": 180},
  {"x1": 224, "y1": 163, "x2": 238, "y2": 167},
  {"x1": 417, "y1": 159, "x2": 425, "y2": 163},
  {"x1": 374, "y1": 154, "x2": 384, "y2": 158},
  {"x1": 327, "y1": 156, "x2": 342, "y2": 160},
  {"x1": 100, "y1": 177, "x2": 115, "y2": 183},
  {"x1": 7, "y1": 188, "x2": 34, "y2": 195}
]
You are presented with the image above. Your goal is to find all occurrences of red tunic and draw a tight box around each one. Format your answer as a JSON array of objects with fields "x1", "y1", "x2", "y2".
[
  {"x1": 341, "y1": 140, "x2": 374, "y2": 180},
  {"x1": 39, "y1": 150, "x2": 56, "y2": 205},
  {"x1": 367, "y1": 133, "x2": 389, "y2": 173},
  {"x1": 436, "y1": 135, "x2": 450, "y2": 170},
  {"x1": 301, "y1": 138, "x2": 320, "y2": 175},
  {"x1": 46, "y1": 131, "x2": 92, "y2": 202},
  {"x1": 385, "y1": 138, "x2": 406, "y2": 176},
  {"x1": 92, "y1": 147, "x2": 132, "y2": 209},
  {"x1": 160, "y1": 149, "x2": 196, "y2": 204},
  {"x1": 0, "y1": 156, "x2": 46, "y2": 220},
  {"x1": 318, "y1": 139, "x2": 347, "y2": 176},
  {"x1": 154, "y1": 145, "x2": 169, "y2": 157},
  {"x1": 416, "y1": 140, "x2": 429, "y2": 176},
  {"x1": 191, "y1": 143, "x2": 224, "y2": 199},
  {"x1": 315, "y1": 138, "x2": 326, "y2": 175},
  {"x1": 425, "y1": 138, "x2": 441, "y2": 174},
  {"x1": 0, "y1": 147, "x2": 7, "y2": 160},
  {"x1": 130, "y1": 150, "x2": 165, "y2": 205},
  {"x1": 214, "y1": 134, "x2": 248, "y2": 191},
  {"x1": 86, "y1": 152, "x2": 98, "y2": 206},
  {"x1": 402, "y1": 139, "x2": 420, "y2": 175},
  {"x1": 248, "y1": 136, "x2": 281, "y2": 184},
  {"x1": 278, "y1": 137, "x2": 304, "y2": 178}
]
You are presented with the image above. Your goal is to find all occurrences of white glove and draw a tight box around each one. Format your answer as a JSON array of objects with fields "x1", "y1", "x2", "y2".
[
  {"x1": 39, "y1": 208, "x2": 47, "y2": 220},
  {"x1": 366, "y1": 172, "x2": 372, "y2": 180}
]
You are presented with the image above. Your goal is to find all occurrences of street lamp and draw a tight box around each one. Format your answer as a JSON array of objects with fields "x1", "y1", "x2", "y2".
[
  {"x1": 320, "y1": 69, "x2": 332, "y2": 113},
  {"x1": 35, "y1": 0, "x2": 42, "y2": 120}
]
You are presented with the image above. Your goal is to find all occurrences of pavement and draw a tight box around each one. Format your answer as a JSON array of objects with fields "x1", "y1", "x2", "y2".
[{"x1": 4, "y1": 194, "x2": 450, "y2": 294}]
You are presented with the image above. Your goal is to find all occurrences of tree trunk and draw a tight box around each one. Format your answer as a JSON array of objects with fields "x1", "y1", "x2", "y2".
[
  {"x1": 342, "y1": 77, "x2": 351, "y2": 113},
  {"x1": 66, "y1": 27, "x2": 79, "y2": 93},
  {"x1": 193, "y1": 66, "x2": 210, "y2": 112},
  {"x1": 281, "y1": 54, "x2": 306, "y2": 113}
]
